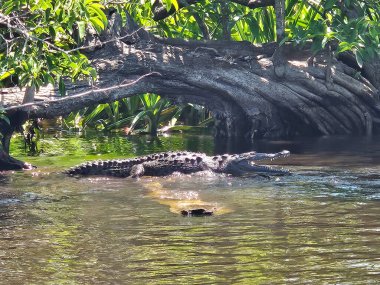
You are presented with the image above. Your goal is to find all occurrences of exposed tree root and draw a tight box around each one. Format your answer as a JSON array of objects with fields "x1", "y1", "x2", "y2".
[{"x1": 0, "y1": 148, "x2": 33, "y2": 170}]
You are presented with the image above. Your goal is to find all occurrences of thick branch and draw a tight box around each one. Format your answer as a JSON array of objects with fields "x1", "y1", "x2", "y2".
[{"x1": 4, "y1": 73, "x2": 160, "y2": 118}]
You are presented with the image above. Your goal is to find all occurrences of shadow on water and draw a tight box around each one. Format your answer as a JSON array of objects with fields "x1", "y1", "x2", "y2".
[{"x1": 1, "y1": 133, "x2": 380, "y2": 284}]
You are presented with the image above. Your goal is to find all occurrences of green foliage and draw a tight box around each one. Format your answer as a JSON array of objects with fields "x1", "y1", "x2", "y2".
[
  {"x1": 63, "y1": 94, "x2": 174, "y2": 134},
  {"x1": 117, "y1": 1, "x2": 276, "y2": 42},
  {"x1": 285, "y1": 0, "x2": 380, "y2": 66},
  {"x1": 0, "y1": 106, "x2": 10, "y2": 141},
  {"x1": 63, "y1": 97, "x2": 139, "y2": 131},
  {"x1": 128, "y1": 93, "x2": 171, "y2": 135},
  {"x1": 22, "y1": 120, "x2": 41, "y2": 154},
  {"x1": 0, "y1": 0, "x2": 107, "y2": 92},
  {"x1": 119, "y1": 1, "x2": 380, "y2": 67},
  {"x1": 62, "y1": 93, "x2": 211, "y2": 136},
  {"x1": 0, "y1": 107, "x2": 10, "y2": 126}
]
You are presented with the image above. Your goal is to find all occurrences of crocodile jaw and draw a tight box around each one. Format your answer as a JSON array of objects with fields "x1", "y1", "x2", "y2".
[{"x1": 233, "y1": 150, "x2": 290, "y2": 175}]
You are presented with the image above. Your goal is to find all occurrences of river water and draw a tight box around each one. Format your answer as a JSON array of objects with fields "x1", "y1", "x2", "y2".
[{"x1": 0, "y1": 134, "x2": 379, "y2": 284}]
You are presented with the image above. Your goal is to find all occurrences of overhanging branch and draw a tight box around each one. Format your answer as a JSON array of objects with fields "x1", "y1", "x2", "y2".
[{"x1": 4, "y1": 72, "x2": 161, "y2": 118}]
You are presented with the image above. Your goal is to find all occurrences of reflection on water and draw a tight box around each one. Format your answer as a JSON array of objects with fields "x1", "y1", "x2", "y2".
[{"x1": 1, "y1": 134, "x2": 380, "y2": 284}]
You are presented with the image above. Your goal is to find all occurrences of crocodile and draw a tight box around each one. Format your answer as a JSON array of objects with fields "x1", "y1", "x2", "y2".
[{"x1": 66, "y1": 150, "x2": 290, "y2": 177}]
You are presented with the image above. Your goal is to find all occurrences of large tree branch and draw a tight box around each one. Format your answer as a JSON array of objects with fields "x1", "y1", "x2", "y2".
[{"x1": 4, "y1": 73, "x2": 160, "y2": 117}]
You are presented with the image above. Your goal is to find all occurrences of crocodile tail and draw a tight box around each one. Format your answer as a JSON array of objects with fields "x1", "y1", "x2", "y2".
[{"x1": 66, "y1": 160, "x2": 132, "y2": 176}]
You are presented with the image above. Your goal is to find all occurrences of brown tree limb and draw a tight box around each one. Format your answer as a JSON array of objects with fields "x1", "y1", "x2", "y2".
[{"x1": 4, "y1": 72, "x2": 161, "y2": 116}]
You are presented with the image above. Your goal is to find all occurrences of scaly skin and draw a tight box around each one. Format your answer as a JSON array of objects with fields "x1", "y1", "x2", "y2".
[{"x1": 66, "y1": 150, "x2": 290, "y2": 177}]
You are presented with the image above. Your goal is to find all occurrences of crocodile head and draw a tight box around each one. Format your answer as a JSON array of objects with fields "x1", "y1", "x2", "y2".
[{"x1": 225, "y1": 150, "x2": 290, "y2": 176}]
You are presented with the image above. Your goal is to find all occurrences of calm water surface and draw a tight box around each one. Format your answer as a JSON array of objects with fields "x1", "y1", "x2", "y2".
[{"x1": 0, "y1": 134, "x2": 379, "y2": 284}]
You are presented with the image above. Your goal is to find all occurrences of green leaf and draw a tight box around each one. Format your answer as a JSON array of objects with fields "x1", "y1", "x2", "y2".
[
  {"x1": 59, "y1": 77, "x2": 66, "y2": 96},
  {"x1": 337, "y1": 42, "x2": 353, "y2": 53},
  {"x1": 43, "y1": 72, "x2": 55, "y2": 85},
  {"x1": 321, "y1": 36, "x2": 329, "y2": 49},
  {"x1": 3, "y1": 1, "x2": 16, "y2": 15},
  {"x1": 163, "y1": 0, "x2": 172, "y2": 12},
  {"x1": 0, "y1": 115, "x2": 10, "y2": 125},
  {"x1": 172, "y1": 0, "x2": 179, "y2": 11},
  {"x1": 325, "y1": 0, "x2": 337, "y2": 10},
  {"x1": 129, "y1": 110, "x2": 149, "y2": 133},
  {"x1": 45, "y1": 8, "x2": 51, "y2": 21},
  {"x1": 0, "y1": 69, "x2": 15, "y2": 81},
  {"x1": 89, "y1": 17, "x2": 105, "y2": 33},
  {"x1": 0, "y1": 106, "x2": 10, "y2": 125},
  {"x1": 88, "y1": 3, "x2": 107, "y2": 26},
  {"x1": 49, "y1": 26, "x2": 56, "y2": 39},
  {"x1": 354, "y1": 49, "x2": 364, "y2": 68},
  {"x1": 77, "y1": 21, "x2": 86, "y2": 40},
  {"x1": 89, "y1": 68, "x2": 97, "y2": 80}
]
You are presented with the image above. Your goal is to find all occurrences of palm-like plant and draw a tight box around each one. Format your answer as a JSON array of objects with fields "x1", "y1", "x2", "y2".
[
  {"x1": 63, "y1": 93, "x2": 189, "y2": 135},
  {"x1": 128, "y1": 93, "x2": 177, "y2": 135}
]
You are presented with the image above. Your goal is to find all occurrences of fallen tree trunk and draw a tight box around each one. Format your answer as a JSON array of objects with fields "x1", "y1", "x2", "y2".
[{"x1": 1, "y1": 11, "x2": 380, "y2": 168}]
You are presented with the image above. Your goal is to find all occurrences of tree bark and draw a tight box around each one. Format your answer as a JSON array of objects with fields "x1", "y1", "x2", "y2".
[
  {"x1": 0, "y1": 144, "x2": 32, "y2": 170},
  {"x1": 272, "y1": 0, "x2": 287, "y2": 78}
]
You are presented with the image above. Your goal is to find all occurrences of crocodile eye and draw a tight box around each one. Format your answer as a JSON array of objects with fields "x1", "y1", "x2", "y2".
[{"x1": 212, "y1": 156, "x2": 218, "y2": 160}]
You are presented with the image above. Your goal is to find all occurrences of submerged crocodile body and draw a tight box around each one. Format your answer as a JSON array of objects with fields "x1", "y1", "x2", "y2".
[{"x1": 67, "y1": 150, "x2": 290, "y2": 177}]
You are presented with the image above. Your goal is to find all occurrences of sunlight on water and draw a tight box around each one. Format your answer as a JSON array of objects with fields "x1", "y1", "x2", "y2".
[{"x1": 1, "y1": 134, "x2": 380, "y2": 284}]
